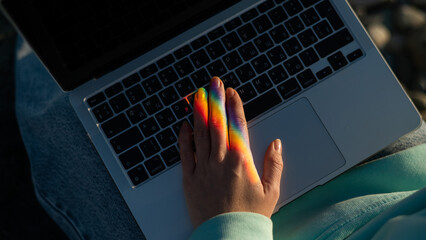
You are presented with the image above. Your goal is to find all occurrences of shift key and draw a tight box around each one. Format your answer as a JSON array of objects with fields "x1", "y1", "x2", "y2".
[
  {"x1": 244, "y1": 89, "x2": 282, "y2": 121},
  {"x1": 110, "y1": 127, "x2": 143, "y2": 154},
  {"x1": 315, "y1": 28, "x2": 353, "y2": 58}
]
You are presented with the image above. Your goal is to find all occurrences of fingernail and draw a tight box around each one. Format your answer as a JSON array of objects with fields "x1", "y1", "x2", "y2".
[
  {"x1": 274, "y1": 139, "x2": 282, "y2": 152},
  {"x1": 212, "y1": 77, "x2": 221, "y2": 88},
  {"x1": 196, "y1": 88, "x2": 206, "y2": 100},
  {"x1": 226, "y1": 88, "x2": 235, "y2": 97}
]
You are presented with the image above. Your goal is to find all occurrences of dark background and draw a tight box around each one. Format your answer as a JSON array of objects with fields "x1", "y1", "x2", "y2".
[{"x1": 0, "y1": 1, "x2": 425, "y2": 239}]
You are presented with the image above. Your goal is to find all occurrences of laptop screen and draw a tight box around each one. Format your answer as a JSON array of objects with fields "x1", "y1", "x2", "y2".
[{"x1": 2, "y1": 0, "x2": 241, "y2": 91}]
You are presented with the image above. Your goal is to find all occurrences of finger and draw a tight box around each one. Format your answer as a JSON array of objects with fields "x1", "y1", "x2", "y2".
[
  {"x1": 226, "y1": 88, "x2": 251, "y2": 153},
  {"x1": 193, "y1": 88, "x2": 210, "y2": 163},
  {"x1": 179, "y1": 121, "x2": 196, "y2": 179},
  {"x1": 261, "y1": 139, "x2": 284, "y2": 198},
  {"x1": 208, "y1": 77, "x2": 228, "y2": 160}
]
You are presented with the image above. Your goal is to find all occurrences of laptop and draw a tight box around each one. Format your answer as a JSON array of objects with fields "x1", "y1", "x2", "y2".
[{"x1": 1, "y1": 0, "x2": 421, "y2": 239}]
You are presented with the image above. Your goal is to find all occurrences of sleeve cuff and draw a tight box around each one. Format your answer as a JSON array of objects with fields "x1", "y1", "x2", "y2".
[{"x1": 190, "y1": 212, "x2": 273, "y2": 240}]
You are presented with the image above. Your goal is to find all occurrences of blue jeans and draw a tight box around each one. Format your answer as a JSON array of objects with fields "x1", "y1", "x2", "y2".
[{"x1": 14, "y1": 38, "x2": 426, "y2": 240}]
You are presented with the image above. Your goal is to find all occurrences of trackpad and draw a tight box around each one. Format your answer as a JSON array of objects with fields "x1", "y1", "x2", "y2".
[{"x1": 249, "y1": 98, "x2": 345, "y2": 204}]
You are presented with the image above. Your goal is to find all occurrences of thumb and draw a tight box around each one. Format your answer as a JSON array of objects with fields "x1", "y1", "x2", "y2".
[{"x1": 261, "y1": 139, "x2": 284, "y2": 197}]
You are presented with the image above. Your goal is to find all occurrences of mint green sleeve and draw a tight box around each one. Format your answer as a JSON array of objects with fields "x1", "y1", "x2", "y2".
[{"x1": 189, "y1": 212, "x2": 273, "y2": 240}]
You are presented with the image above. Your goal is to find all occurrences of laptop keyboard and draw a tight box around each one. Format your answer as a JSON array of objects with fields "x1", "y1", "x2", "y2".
[{"x1": 86, "y1": 0, "x2": 364, "y2": 187}]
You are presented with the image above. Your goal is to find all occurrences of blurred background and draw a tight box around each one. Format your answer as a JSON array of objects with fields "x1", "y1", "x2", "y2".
[{"x1": 0, "y1": 0, "x2": 425, "y2": 239}]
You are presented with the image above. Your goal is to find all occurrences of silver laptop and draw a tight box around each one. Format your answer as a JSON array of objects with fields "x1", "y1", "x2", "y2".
[{"x1": 2, "y1": 0, "x2": 421, "y2": 239}]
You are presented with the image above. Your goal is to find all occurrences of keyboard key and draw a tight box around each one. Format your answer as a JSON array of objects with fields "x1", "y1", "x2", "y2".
[
  {"x1": 244, "y1": 89, "x2": 282, "y2": 121},
  {"x1": 125, "y1": 84, "x2": 146, "y2": 104},
  {"x1": 190, "y1": 49, "x2": 210, "y2": 68},
  {"x1": 119, "y1": 147, "x2": 144, "y2": 170},
  {"x1": 142, "y1": 76, "x2": 162, "y2": 95},
  {"x1": 284, "y1": 56, "x2": 304, "y2": 75},
  {"x1": 174, "y1": 58, "x2": 194, "y2": 77},
  {"x1": 105, "y1": 82, "x2": 123, "y2": 97},
  {"x1": 327, "y1": 51, "x2": 348, "y2": 71},
  {"x1": 253, "y1": 74, "x2": 273, "y2": 93},
  {"x1": 298, "y1": 29, "x2": 318, "y2": 47},
  {"x1": 268, "y1": 65, "x2": 289, "y2": 84},
  {"x1": 285, "y1": 16, "x2": 305, "y2": 35},
  {"x1": 297, "y1": 69, "x2": 317, "y2": 88},
  {"x1": 300, "y1": 0, "x2": 320, "y2": 7},
  {"x1": 172, "y1": 120, "x2": 188, "y2": 136},
  {"x1": 191, "y1": 36, "x2": 209, "y2": 50},
  {"x1": 206, "y1": 40, "x2": 226, "y2": 60},
  {"x1": 282, "y1": 37, "x2": 302, "y2": 56},
  {"x1": 241, "y1": 8, "x2": 259, "y2": 22},
  {"x1": 139, "y1": 117, "x2": 160, "y2": 137},
  {"x1": 159, "y1": 86, "x2": 179, "y2": 106},
  {"x1": 110, "y1": 127, "x2": 143, "y2": 154},
  {"x1": 315, "y1": 0, "x2": 344, "y2": 30},
  {"x1": 87, "y1": 92, "x2": 106, "y2": 107},
  {"x1": 237, "y1": 83, "x2": 257, "y2": 102},
  {"x1": 155, "y1": 108, "x2": 176, "y2": 128},
  {"x1": 144, "y1": 156, "x2": 166, "y2": 176},
  {"x1": 237, "y1": 23, "x2": 257, "y2": 42},
  {"x1": 253, "y1": 15, "x2": 273, "y2": 33},
  {"x1": 221, "y1": 32, "x2": 242, "y2": 51},
  {"x1": 347, "y1": 49, "x2": 363, "y2": 62},
  {"x1": 222, "y1": 72, "x2": 241, "y2": 88},
  {"x1": 126, "y1": 104, "x2": 147, "y2": 124},
  {"x1": 269, "y1": 25, "x2": 290, "y2": 44},
  {"x1": 208, "y1": 26, "x2": 226, "y2": 41},
  {"x1": 313, "y1": 20, "x2": 333, "y2": 39},
  {"x1": 236, "y1": 63, "x2": 256, "y2": 83},
  {"x1": 161, "y1": 146, "x2": 180, "y2": 166},
  {"x1": 223, "y1": 51, "x2": 243, "y2": 70},
  {"x1": 93, "y1": 102, "x2": 113, "y2": 123},
  {"x1": 225, "y1": 17, "x2": 242, "y2": 31},
  {"x1": 156, "y1": 128, "x2": 177, "y2": 148},
  {"x1": 172, "y1": 99, "x2": 192, "y2": 119},
  {"x1": 143, "y1": 95, "x2": 163, "y2": 115},
  {"x1": 140, "y1": 137, "x2": 161, "y2": 158},
  {"x1": 238, "y1": 42, "x2": 259, "y2": 61},
  {"x1": 257, "y1": 0, "x2": 275, "y2": 13},
  {"x1": 254, "y1": 33, "x2": 274, "y2": 52},
  {"x1": 277, "y1": 78, "x2": 302, "y2": 99},
  {"x1": 174, "y1": 45, "x2": 192, "y2": 60},
  {"x1": 299, "y1": 47, "x2": 319, "y2": 67},
  {"x1": 268, "y1": 6, "x2": 288, "y2": 25},
  {"x1": 207, "y1": 60, "x2": 227, "y2": 77},
  {"x1": 109, "y1": 94, "x2": 130, "y2": 113},
  {"x1": 157, "y1": 54, "x2": 175, "y2": 69},
  {"x1": 300, "y1": 8, "x2": 320, "y2": 26},
  {"x1": 140, "y1": 64, "x2": 158, "y2": 78},
  {"x1": 127, "y1": 165, "x2": 149, "y2": 185},
  {"x1": 122, "y1": 73, "x2": 141, "y2": 88},
  {"x1": 175, "y1": 77, "x2": 196, "y2": 97},
  {"x1": 283, "y1": 0, "x2": 303, "y2": 16},
  {"x1": 316, "y1": 66, "x2": 332, "y2": 80},
  {"x1": 158, "y1": 67, "x2": 179, "y2": 86},
  {"x1": 315, "y1": 28, "x2": 353, "y2": 58},
  {"x1": 191, "y1": 69, "x2": 211, "y2": 88},
  {"x1": 251, "y1": 55, "x2": 272, "y2": 74},
  {"x1": 267, "y1": 46, "x2": 287, "y2": 65},
  {"x1": 101, "y1": 113, "x2": 130, "y2": 138}
]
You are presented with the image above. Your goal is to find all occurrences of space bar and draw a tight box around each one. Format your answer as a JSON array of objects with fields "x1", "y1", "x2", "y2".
[{"x1": 244, "y1": 89, "x2": 282, "y2": 122}]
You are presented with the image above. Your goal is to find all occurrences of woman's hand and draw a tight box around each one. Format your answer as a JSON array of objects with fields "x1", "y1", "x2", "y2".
[{"x1": 178, "y1": 77, "x2": 284, "y2": 228}]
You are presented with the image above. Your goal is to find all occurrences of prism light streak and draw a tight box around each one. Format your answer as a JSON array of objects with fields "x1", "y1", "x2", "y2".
[
  {"x1": 228, "y1": 108, "x2": 260, "y2": 184},
  {"x1": 209, "y1": 83, "x2": 229, "y2": 149},
  {"x1": 194, "y1": 88, "x2": 208, "y2": 126}
]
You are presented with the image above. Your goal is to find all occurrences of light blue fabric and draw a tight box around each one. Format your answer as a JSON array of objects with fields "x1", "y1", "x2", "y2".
[{"x1": 190, "y1": 212, "x2": 272, "y2": 240}]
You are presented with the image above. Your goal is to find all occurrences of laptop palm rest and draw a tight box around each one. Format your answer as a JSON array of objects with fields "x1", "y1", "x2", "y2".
[{"x1": 249, "y1": 98, "x2": 346, "y2": 204}]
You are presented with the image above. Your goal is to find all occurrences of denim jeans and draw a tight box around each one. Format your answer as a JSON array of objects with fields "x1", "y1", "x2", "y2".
[{"x1": 14, "y1": 38, "x2": 426, "y2": 240}]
